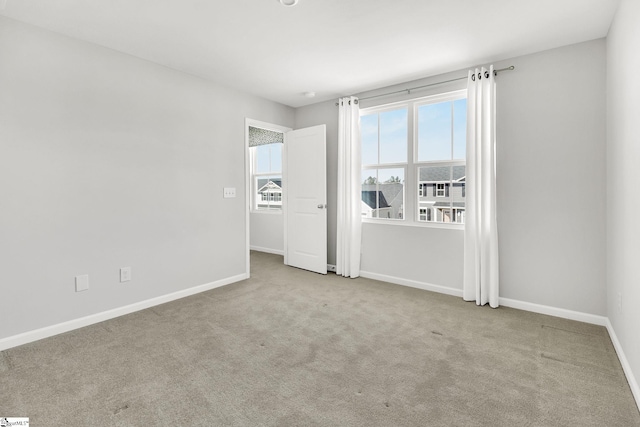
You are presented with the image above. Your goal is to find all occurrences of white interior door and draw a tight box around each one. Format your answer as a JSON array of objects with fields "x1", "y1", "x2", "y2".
[{"x1": 284, "y1": 125, "x2": 327, "y2": 274}]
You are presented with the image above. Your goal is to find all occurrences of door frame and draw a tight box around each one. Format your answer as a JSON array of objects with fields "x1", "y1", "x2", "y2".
[{"x1": 244, "y1": 118, "x2": 292, "y2": 277}]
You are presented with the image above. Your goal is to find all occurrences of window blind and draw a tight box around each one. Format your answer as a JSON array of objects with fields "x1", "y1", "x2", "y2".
[{"x1": 248, "y1": 126, "x2": 283, "y2": 147}]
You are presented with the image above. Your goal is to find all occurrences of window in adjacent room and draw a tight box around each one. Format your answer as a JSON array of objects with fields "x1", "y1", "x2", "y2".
[{"x1": 249, "y1": 126, "x2": 283, "y2": 211}]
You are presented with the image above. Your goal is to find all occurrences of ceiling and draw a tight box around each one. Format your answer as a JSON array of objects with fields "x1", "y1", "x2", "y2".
[{"x1": 0, "y1": 0, "x2": 620, "y2": 108}]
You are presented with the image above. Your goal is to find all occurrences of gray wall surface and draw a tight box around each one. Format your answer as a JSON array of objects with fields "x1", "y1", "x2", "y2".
[
  {"x1": 495, "y1": 40, "x2": 607, "y2": 315},
  {"x1": 296, "y1": 39, "x2": 607, "y2": 315},
  {"x1": 250, "y1": 212, "x2": 284, "y2": 253},
  {"x1": 0, "y1": 17, "x2": 294, "y2": 339},
  {"x1": 606, "y1": 0, "x2": 640, "y2": 401}
]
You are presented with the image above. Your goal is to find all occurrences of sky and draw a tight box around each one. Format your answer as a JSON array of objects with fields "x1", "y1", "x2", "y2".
[
  {"x1": 255, "y1": 143, "x2": 282, "y2": 175},
  {"x1": 361, "y1": 108, "x2": 407, "y2": 165},
  {"x1": 418, "y1": 99, "x2": 466, "y2": 161}
]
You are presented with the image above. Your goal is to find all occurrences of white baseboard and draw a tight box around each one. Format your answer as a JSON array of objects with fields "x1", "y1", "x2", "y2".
[
  {"x1": 499, "y1": 297, "x2": 608, "y2": 326},
  {"x1": 357, "y1": 272, "x2": 608, "y2": 327},
  {"x1": 0, "y1": 273, "x2": 248, "y2": 352},
  {"x1": 327, "y1": 264, "x2": 337, "y2": 273},
  {"x1": 606, "y1": 319, "x2": 640, "y2": 411},
  {"x1": 359, "y1": 270, "x2": 463, "y2": 298},
  {"x1": 250, "y1": 246, "x2": 284, "y2": 256}
]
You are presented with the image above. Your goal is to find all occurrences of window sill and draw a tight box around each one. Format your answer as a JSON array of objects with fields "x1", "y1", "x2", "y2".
[
  {"x1": 250, "y1": 209, "x2": 283, "y2": 215},
  {"x1": 362, "y1": 218, "x2": 464, "y2": 230}
]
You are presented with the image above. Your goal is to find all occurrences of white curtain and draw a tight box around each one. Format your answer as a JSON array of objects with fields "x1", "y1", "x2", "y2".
[
  {"x1": 336, "y1": 96, "x2": 362, "y2": 278},
  {"x1": 463, "y1": 66, "x2": 499, "y2": 307}
]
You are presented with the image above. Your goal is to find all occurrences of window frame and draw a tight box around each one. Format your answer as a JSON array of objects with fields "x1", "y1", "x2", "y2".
[
  {"x1": 360, "y1": 103, "x2": 409, "y2": 222},
  {"x1": 360, "y1": 89, "x2": 467, "y2": 229},
  {"x1": 249, "y1": 131, "x2": 285, "y2": 214}
]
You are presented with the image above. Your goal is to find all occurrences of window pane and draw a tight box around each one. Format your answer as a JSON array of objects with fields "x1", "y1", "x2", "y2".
[
  {"x1": 418, "y1": 101, "x2": 452, "y2": 161},
  {"x1": 379, "y1": 109, "x2": 407, "y2": 164},
  {"x1": 254, "y1": 143, "x2": 282, "y2": 175},
  {"x1": 362, "y1": 169, "x2": 378, "y2": 218},
  {"x1": 256, "y1": 175, "x2": 282, "y2": 210},
  {"x1": 453, "y1": 99, "x2": 467, "y2": 160},
  {"x1": 379, "y1": 168, "x2": 404, "y2": 220},
  {"x1": 254, "y1": 145, "x2": 271, "y2": 174},
  {"x1": 417, "y1": 165, "x2": 452, "y2": 223},
  {"x1": 362, "y1": 168, "x2": 404, "y2": 220},
  {"x1": 270, "y1": 143, "x2": 282, "y2": 172},
  {"x1": 361, "y1": 114, "x2": 379, "y2": 165}
]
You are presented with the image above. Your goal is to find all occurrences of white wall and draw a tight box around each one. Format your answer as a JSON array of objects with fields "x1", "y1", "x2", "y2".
[
  {"x1": 0, "y1": 17, "x2": 294, "y2": 340},
  {"x1": 296, "y1": 39, "x2": 607, "y2": 316},
  {"x1": 250, "y1": 212, "x2": 284, "y2": 254},
  {"x1": 496, "y1": 40, "x2": 607, "y2": 315},
  {"x1": 606, "y1": 0, "x2": 640, "y2": 403}
]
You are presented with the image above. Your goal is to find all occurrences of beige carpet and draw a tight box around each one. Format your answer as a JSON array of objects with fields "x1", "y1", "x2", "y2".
[{"x1": 1, "y1": 251, "x2": 639, "y2": 426}]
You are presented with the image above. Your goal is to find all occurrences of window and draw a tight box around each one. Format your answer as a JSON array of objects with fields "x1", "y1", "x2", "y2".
[
  {"x1": 249, "y1": 126, "x2": 283, "y2": 211},
  {"x1": 418, "y1": 183, "x2": 428, "y2": 197},
  {"x1": 361, "y1": 107, "x2": 407, "y2": 220},
  {"x1": 361, "y1": 90, "x2": 466, "y2": 225}
]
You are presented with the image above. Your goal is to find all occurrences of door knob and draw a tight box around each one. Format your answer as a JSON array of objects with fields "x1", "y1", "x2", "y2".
[{"x1": 317, "y1": 204, "x2": 326, "y2": 209}]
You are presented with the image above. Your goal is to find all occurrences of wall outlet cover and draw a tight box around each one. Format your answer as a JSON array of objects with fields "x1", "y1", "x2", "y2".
[
  {"x1": 75, "y1": 274, "x2": 89, "y2": 292},
  {"x1": 120, "y1": 267, "x2": 131, "y2": 282}
]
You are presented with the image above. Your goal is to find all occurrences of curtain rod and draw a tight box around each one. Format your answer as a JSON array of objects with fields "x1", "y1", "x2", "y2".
[{"x1": 336, "y1": 65, "x2": 515, "y2": 106}]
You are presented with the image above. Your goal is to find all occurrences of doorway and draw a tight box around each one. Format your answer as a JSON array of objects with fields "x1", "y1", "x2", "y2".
[
  {"x1": 245, "y1": 119, "x2": 290, "y2": 275},
  {"x1": 245, "y1": 119, "x2": 328, "y2": 276}
]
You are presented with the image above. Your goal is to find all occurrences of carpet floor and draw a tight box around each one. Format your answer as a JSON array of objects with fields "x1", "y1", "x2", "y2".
[{"x1": 1, "y1": 251, "x2": 639, "y2": 426}]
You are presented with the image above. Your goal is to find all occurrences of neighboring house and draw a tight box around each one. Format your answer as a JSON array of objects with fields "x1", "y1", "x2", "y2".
[
  {"x1": 362, "y1": 183, "x2": 404, "y2": 219},
  {"x1": 418, "y1": 165, "x2": 465, "y2": 223},
  {"x1": 256, "y1": 179, "x2": 282, "y2": 209},
  {"x1": 361, "y1": 168, "x2": 464, "y2": 223}
]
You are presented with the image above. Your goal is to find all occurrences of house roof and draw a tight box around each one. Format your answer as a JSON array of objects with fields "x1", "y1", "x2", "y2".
[
  {"x1": 362, "y1": 183, "x2": 404, "y2": 209},
  {"x1": 257, "y1": 179, "x2": 282, "y2": 193},
  {"x1": 361, "y1": 190, "x2": 390, "y2": 210},
  {"x1": 419, "y1": 166, "x2": 466, "y2": 182}
]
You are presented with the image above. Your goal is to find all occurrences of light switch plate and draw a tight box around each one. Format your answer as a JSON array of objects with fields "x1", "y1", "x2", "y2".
[
  {"x1": 75, "y1": 274, "x2": 89, "y2": 292},
  {"x1": 223, "y1": 187, "x2": 236, "y2": 198}
]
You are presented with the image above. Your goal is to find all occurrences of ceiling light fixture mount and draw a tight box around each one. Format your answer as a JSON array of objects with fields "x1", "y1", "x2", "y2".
[{"x1": 279, "y1": 0, "x2": 299, "y2": 6}]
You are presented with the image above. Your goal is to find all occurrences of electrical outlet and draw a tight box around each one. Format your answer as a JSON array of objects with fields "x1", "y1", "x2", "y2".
[
  {"x1": 75, "y1": 274, "x2": 89, "y2": 292},
  {"x1": 120, "y1": 267, "x2": 131, "y2": 282}
]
